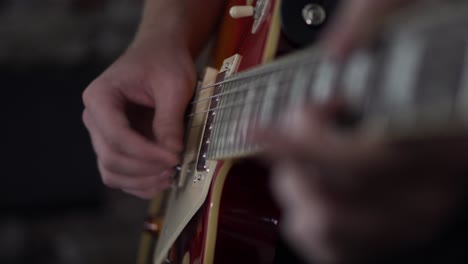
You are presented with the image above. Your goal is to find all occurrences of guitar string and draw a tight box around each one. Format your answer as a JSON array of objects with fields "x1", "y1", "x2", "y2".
[
  {"x1": 186, "y1": 61, "x2": 315, "y2": 116},
  {"x1": 185, "y1": 53, "x2": 329, "y2": 120},
  {"x1": 189, "y1": 54, "x2": 468, "y2": 129},
  {"x1": 187, "y1": 93, "x2": 292, "y2": 129},
  {"x1": 190, "y1": 52, "x2": 318, "y2": 95},
  {"x1": 192, "y1": 60, "x2": 304, "y2": 93},
  {"x1": 187, "y1": 4, "x2": 468, "y2": 152},
  {"x1": 187, "y1": 77, "x2": 298, "y2": 118},
  {"x1": 186, "y1": 56, "x2": 321, "y2": 110},
  {"x1": 188, "y1": 114, "x2": 265, "y2": 129},
  {"x1": 187, "y1": 75, "x2": 296, "y2": 108},
  {"x1": 184, "y1": 47, "x2": 323, "y2": 120},
  {"x1": 202, "y1": 70, "x2": 316, "y2": 154}
]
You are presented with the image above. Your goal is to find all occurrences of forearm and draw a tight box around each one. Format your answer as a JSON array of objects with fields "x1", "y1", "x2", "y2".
[{"x1": 135, "y1": 0, "x2": 225, "y2": 57}]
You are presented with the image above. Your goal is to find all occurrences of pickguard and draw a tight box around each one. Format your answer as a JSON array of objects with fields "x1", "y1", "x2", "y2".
[{"x1": 153, "y1": 68, "x2": 220, "y2": 264}]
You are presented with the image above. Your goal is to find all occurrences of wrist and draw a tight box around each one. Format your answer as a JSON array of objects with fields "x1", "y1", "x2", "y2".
[
  {"x1": 133, "y1": 0, "x2": 224, "y2": 59},
  {"x1": 133, "y1": 2, "x2": 195, "y2": 57},
  {"x1": 125, "y1": 30, "x2": 196, "y2": 90},
  {"x1": 132, "y1": 22, "x2": 190, "y2": 52}
]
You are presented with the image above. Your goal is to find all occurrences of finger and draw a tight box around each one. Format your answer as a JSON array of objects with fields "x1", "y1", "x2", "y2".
[
  {"x1": 84, "y1": 110, "x2": 168, "y2": 176},
  {"x1": 258, "y1": 108, "x2": 386, "y2": 168},
  {"x1": 324, "y1": 0, "x2": 410, "y2": 59},
  {"x1": 122, "y1": 178, "x2": 173, "y2": 200},
  {"x1": 98, "y1": 161, "x2": 171, "y2": 190},
  {"x1": 82, "y1": 109, "x2": 99, "y2": 155},
  {"x1": 83, "y1": 87, "x2": 179, "y2": 166},
  {"x1": 270, "y1": 163, "x2": 337, "y2": 262},
  {"x1": 271, "y1": 162, "x2": 389, "y2": 262},
  {"x1": 270, "y1": 161, "x2": 322, "y2": 211},
  {"x1": 152, "y1": 83, "x2": 192, "y2": 153},
  {"x1": 256, "y1": 107, "x2": 394, "y2": 194}
]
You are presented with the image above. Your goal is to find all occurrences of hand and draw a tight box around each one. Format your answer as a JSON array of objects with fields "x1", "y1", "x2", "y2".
[
  {"x1": 324, "y1": 0, "x2": 417, "y2": 59},
  {"x1": 258, "y1": 107, "x2": 468, "y2": 263},
  {"x1": 82, "y1": 34, "x2": 196, "y2": 199}
]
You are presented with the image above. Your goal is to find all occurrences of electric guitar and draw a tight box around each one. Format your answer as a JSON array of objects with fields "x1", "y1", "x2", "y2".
[{"x1": 138, "y1": 0, "x2": 468, "y2": 263}]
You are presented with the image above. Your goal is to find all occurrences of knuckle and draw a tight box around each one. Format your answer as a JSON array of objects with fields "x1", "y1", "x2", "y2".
[
  {"x1": 82, "y1": 87, "x2": 96, "y2": 108},
  {"x1": 101, "y1": 173, "x2": 117, "y2": 188},
  {"x1": 82, "y1": 110, "x2": 91, "y2": 127},
  {"x1": 99, "y1": 151, "x2": 121, "y2": 172},
  {"x1": 82, "y1": 79, "x2": 108, "y2": 108},
  {"x1": 106, "y1": 131, "x2": 125, "y2": 151}
]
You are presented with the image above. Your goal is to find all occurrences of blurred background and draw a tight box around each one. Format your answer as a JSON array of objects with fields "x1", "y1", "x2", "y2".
[{"x1": 1, "y1": 0, "x2": 148, "y2": 263}]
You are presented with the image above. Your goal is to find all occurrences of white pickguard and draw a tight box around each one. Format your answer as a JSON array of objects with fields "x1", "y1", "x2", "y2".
[{"x1": 153, "y1": 68, "x2": 219, "y2": 264}]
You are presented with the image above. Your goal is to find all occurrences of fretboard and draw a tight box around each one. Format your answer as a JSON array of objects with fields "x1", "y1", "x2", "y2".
[{"x1": 206, "y1": 1, "x2": 468, "y2": 160}]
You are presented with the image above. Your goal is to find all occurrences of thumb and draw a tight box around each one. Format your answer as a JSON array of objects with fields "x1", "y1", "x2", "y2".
[{"x1": 152, "y1": 91, "x2": 189, "y2": 154}]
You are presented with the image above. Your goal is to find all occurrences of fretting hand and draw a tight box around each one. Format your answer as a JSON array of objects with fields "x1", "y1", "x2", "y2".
[
  {"x1": 324, "y1": 0, "x2": 411, "y2": 59},
  {"x1": 260, "y1": 106, "x2": 468, "y2": 263},
  {"x1": 263, "y1": 0, "x2": 468, "y2": 263}
]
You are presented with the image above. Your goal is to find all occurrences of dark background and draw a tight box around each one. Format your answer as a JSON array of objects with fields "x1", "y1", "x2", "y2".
[{"x1": 1, "y1": 1, "x2": 149, "y2": 263}]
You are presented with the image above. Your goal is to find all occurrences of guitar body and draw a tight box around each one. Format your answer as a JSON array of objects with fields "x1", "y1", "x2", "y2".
[
  {"x1": 139, "y1": 1, "x2": 287, "y2": 263},
  {"x1": 138, "y1": 0, "x2": 468, "y2": 263},
  {"x1": 156, "y1": 161, "x2": 279, "y2": 264}
]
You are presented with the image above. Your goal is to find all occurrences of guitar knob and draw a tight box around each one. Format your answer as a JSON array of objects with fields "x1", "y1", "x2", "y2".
[
  {"x1": 302, "y1": 4, "x2": 327, "y2": 26},
  {"x1": 229, "y1": 5, "x2": 255, "y2": 18}
]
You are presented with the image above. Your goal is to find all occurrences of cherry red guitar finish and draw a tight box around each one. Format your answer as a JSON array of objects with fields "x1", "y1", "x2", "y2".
[
  {"x1": 161, "y1": 162, "x2": 279, "y2": 264},
  {"x1": 211, "y1": 161, "x2": 280, "y2": 264}
]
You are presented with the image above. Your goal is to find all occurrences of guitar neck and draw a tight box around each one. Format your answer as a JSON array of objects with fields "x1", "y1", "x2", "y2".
[{"x1": 205, "y1": 1, "x2": 468, "y2": 160}]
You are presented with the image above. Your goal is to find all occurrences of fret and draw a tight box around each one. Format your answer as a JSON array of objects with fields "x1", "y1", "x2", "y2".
[
  {"x1": 382, "y1": 37, "x2": 424, "y2": 113},
  {"x1": 216, "y1": 81, "x2": 233, "y2": 158},
  {"x1": 232, "y1": 88, "x2": 249, "y2": 155},
  {"x1": 259, "y1": 72, "x2": 282, "y2": 126},
  {"x1": 414, "y1": 35, "x2": 466, "y2": 124},
  {"x1": 226, "y1": 83, "x2": 245, "y2": 155},
  {"x1": 458, "y1": 42, "x2": 468, "y2": 121},
  {"x1": 202, "y1": 1, "x2": 468, "y2": 160},
  {"x1": 371, "y1": 36, "x2": 423, "y2": 133},
  {"x1": 211, "y1": 52, "x2": 243, "y2": 158},
  {"x1": 342, "y1": 50, "x2": 374, "y2": 109},
  {"x1": 220, "y1": 83, "x2": 233, "y2": 157},
  {"x1": 310, "y1": 58, "x2": 341, "y2": 104},
  {"x1": 273, "y1": 68, "x2": 295, "y2": 125},
  {"x1": 210, "y1": 82, "x2": 228, "y2": 159},
  {"x1": 222, "y1": 81, "x2": 241, "y2": 157},
  {"x1": 237, "y1": 80, "x2": 259, "y2": 154},
  {"x1": 228, "y1": 82, "x2": 244, "y2": 156},
  {"x1": 420, "y1": 37, "x2": 466, "y2": 100},
  {"x1": 247, "y1": 76, "x2": 269, "y2": 152},
  {"x1": 248, "y1": 76, "x2": 266, "y2": 152},
  {"x1": 289, "y1": 61, "x2": 319, "y2": 106}
]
